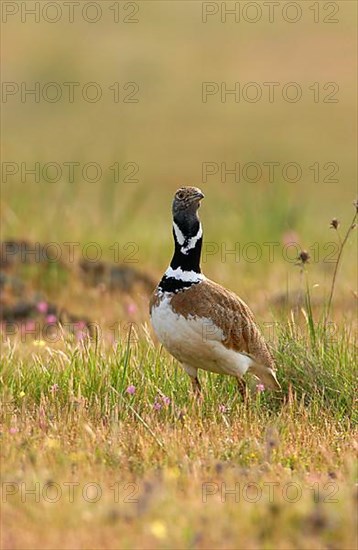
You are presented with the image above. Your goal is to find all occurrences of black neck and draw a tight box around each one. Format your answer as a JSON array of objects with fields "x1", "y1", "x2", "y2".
[
  {"x1": 170, "y1": 229, "x2": 202, "y2": 273},
  {"x1": 158, "y1": 219, "x2": 203, "y2": 293}
]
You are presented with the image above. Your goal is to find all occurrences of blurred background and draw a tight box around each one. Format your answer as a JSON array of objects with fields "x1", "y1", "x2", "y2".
[{"x1": 1, "y1": 0, "x2": 357, "y2": 335}]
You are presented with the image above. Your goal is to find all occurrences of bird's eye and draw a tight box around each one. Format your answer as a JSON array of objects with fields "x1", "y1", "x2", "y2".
[{"x1": 176, "y1": 191, "x2": 185, "y2": 200}]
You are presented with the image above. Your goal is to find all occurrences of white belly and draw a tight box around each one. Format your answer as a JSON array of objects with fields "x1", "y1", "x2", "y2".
[{"x1": 150, "y1": 294, "x2": 252, "y2": 377}]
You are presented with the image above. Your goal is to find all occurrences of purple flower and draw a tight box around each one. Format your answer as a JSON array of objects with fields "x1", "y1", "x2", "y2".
[
  {"x1": 219, "y1": 404, "x2": 227, "y2": 413},
  {"x1": 126, "y1": 385, "x2": 136, "y2": 395},
  {"x1": 9, "y1": 427, "x2": 19, "y2": 434},
  {"x1": 153, "y1": 401, "x2": 162, "y2": 411},
  {"x1": 76, "y1": 330, "x2": 86, "y2": 342},
  {"x1": 126, "y1": 303, "x2": 137, "y2": 315},
  {"x1": 256, "y1": 383, "x2": 265, "y2": 393},
  {"x1": 37, "y1": 301, "x2": 48, "y2": 314},
  {"x1": 162, "y1": 396, "x2": 171, "y2": 407},
  {"x1": 46, "y1": 315, "x2": 57, "y2": 324},
  {"x1": 23, "y1": 320, "x2": 36, "y2": 332}
]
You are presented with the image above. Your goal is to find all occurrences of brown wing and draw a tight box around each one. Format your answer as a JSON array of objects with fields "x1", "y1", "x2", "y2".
[{"x1": 170, "y1": 278, "x2": 277, "y2": 372}]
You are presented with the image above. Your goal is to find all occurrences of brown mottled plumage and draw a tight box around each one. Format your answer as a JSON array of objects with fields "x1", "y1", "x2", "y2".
[
  {"x1": 150, "y1": 186, "x2": 280, "y2": 397},
  {"x1": 170, "y1": 279, "x2": 279, "y2": 389}
]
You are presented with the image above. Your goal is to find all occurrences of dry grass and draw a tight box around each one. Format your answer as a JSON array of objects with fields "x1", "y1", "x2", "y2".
[
  {"x1": 1, "y1": 315, "x2": 357, "y2": 549},
  {"x1": 1, "y1": 2, "x2": 357, "y2": 548}
]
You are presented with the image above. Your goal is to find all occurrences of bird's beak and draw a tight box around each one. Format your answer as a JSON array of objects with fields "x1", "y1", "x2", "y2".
[{"x1": 196, "y1": 191, "x2": 205, "y2": 201}]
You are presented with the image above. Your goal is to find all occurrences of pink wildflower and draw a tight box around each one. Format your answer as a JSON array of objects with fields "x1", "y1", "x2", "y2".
[
  {"x1": 126, "y1": 303, "x2": 137, "y2": 315},
  {"x1": 46, "y1": 315, "x2": 57, "y2": 324},
  {"x1": 23, "y1": 320, "x2": 36, "y2": 332},
  {"x1": 126, "y1": 385, "x2": 136, "y2": 395},
  {"x1": 256, "y1": 383, "x2": 265, "y2": 393},
  {"x1": 37, "y1": 301, "x2": 48, "y2": 314},
  {"x1": 76, "y1": 330, "x2": 86, "y2": 342}
]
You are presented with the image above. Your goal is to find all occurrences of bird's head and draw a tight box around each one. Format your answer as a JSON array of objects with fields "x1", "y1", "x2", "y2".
[
  {"x1": 171, "y1": 187, "x2": 205, "y2": 253},
  {"x1": 172, "y1": 186, "x2": 204, "y2": 221}
]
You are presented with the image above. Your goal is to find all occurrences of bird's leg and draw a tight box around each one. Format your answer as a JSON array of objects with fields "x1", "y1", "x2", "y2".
[
  {"x1": 190, "y1": 376, "x2": 202, "y2": 397},
  {"x1": 182, "y1": 364, "x2": 202, "y2": 399},
  {"x1": 237, "y1": 377, "x2": 247, "y2": 401}
]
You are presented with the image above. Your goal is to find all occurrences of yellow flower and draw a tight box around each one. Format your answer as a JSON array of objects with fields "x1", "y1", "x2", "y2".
[
  {"x1": 69, "y1": 451, "x2": 86, "y2": 462},
  {"x1": 45, "y1": 437, "x2": 60, "y2": 449},
  {"x1": 165, "y1": 467, "x2": 180, "y2": 480},
  {"x1": 33, "y1": 340, "x2": 46, "y2": 347},
  {"x1": 19, "y1": 391, "x2": 25, "y2": 398},
  {"x1": 150, "y1": 520, "x2": 167, "y2": 539}
]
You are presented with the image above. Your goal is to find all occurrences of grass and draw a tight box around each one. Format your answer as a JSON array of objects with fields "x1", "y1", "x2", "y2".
[
  {"x1": 1, "y1": 2, "x2": 357, "y2": 547},
  {"x1": 1, "y1": 312, "x2": 357, "y2": 549},
  {"x1": 1, "y1": 315, "x2": 356, "y2": 421},
  {"x1": 1, "y1": 161, "x2": 357, "y2": 550}
]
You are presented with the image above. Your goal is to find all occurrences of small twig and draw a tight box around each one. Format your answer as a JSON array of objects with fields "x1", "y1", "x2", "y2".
[{"x1": 325, "y1": 206, "x2": 357, "y2": 328}]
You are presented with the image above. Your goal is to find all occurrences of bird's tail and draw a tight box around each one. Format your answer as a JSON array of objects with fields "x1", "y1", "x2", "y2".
[{"x1": 249, "y1": 362, "x2": 281, "y2": 390}]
